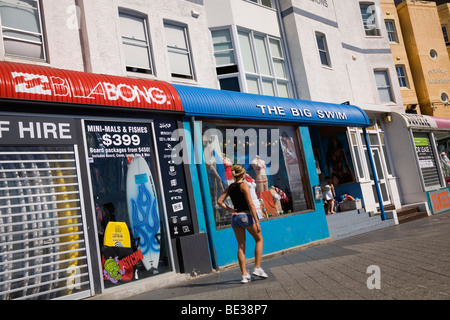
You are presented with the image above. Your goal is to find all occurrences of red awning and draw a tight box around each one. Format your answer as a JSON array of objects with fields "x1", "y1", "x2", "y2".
[{"x1": 0, "y1": 62, "x2": 182, "y2": 111}]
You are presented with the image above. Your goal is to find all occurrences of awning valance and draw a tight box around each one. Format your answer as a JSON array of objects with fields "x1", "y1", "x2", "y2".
[{"x1": 172, "y1": 84, "x2": 370, "y2": 127}]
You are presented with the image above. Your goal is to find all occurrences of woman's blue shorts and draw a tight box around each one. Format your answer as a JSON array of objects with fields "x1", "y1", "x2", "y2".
[{"x1": 231, "y1": 213, "x2": 255, "y2": 228}]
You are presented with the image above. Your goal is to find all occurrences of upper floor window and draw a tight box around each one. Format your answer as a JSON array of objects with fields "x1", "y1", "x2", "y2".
[
  {"x1": 119, "y1": 11, "x2": 153, "y2": 74},
  {"x1": 248, "y1": 0, "x2": 273, "y2": 8},
  {"x1": 442, "y1": 25, "x2": 449, "y2": 46},
  {"x1": 385, "y1": 20, "x2": 398, "y2": 43},
  {"x1": 374, "y1": 70, "x2": 394, "y2": 103},
  {"x1": 164, "y1": 22, "x2": 194, "y2": 80},
  {"x1": 238, "y1": 30, "x2": 289, "y2": 97},
  {"x1": 0, "y1": 0, "x2": 46, "y2": 60},
  {"x1": 211, "y1": 28, "x2": 240, "y2": 92},
  {"x1": 395, "y1": 65, "x2": 408, "y2": 88},
  {"x1": 360, "y1": 2, "x2": 381, "y2": 36},
  {"x1": 315, "y1": 32, "x2": 331, "y2": 67}
]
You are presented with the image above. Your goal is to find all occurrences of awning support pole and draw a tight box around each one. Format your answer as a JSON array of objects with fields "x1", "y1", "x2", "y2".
[{"x1": 363, "y1": 127, "x2": 386, "y2": 220}]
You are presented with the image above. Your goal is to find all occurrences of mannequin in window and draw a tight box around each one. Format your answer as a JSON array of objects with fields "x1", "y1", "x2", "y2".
[
  {"x1": 204, "y1": 137, "x2": 225, "y2": 208},
  {"x1": 251, "y1": 155, "x2": 268, "y2": 194},
  {"x1": 222, "y1": 153, "x2": 234, "y2": 186}
]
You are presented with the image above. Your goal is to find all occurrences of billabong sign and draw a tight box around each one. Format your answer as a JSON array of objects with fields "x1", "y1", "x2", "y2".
[
  {"x1": 0, "y1": 62, "x2": 181, "y2": 111},
  {"x1": 12, "y1": 71, "x2": 169, "y2": 105}
]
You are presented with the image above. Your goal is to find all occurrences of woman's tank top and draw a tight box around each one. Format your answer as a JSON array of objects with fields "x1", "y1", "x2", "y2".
[{"x1": 228, "y1": 182, "x2": 250, "y2": 212}]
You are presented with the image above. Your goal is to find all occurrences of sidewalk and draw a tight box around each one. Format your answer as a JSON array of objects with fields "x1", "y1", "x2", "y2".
[{"x1": 116, "y1": 211, "x2": 450, "y2": 300}]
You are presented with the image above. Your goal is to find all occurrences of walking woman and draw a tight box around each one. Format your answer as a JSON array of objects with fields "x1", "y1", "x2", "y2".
[{"x1": 217, "y1": 164, "x2": 268, "y2": 283}]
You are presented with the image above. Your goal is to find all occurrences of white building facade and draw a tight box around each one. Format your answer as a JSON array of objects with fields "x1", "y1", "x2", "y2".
[
  {"x1": 0, "y1": 0, "x2": 420, "y2": 300},
  {"x1": 206, "y1": 0, "x2": 406, "y2": 215}
]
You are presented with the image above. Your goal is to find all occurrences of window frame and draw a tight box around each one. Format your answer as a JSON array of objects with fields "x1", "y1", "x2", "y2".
[
  {"x1": 236, "y1": 28, "x2": 290, "y2": 98},
  {"x1": 0, "y1": 0, "x2": 47, "y2": 61},
  {"x1": 442, "y1": 25, "x2": 449, "y2": 46},
  {"x1": 395, "y1": 64, "x2": 409, "y2": 89},
  {"x1": 315, "y1": 31, "x2": 332, "y2": 68},
  {"x1": 385, "y1": 19, "x2": 398, "y2": 43},
  {"x1": 374, "y1": 69, "x2": 395, "y2": 103},
  {"x1": 164, "y1": 20, "x2": 195, "y2": 80},
  {"x1": 200, "y1": 119, "x2": 314, "y2": 230},
  {"x1": 118, "y1": 10, "x2": 154, "y2": 75},
  {"x1": 359, "y1": 2, "x2": 381, "y2": 37},
  {"x1": 247, "y1": 0, "x2": 274, "y2": 9}
]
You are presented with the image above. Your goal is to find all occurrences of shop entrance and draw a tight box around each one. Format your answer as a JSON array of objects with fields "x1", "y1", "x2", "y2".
[{"x1": 309, "y1": 126, "x2": 360, "y2": 205}]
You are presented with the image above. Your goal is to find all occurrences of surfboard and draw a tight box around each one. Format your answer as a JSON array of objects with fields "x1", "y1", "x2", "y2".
[
  {"x1": 126, "y1": 155, "x2": 160, "y2": 271},
  {"x1": 104, "y1": 221, "x2": 131, "y2": 248}
]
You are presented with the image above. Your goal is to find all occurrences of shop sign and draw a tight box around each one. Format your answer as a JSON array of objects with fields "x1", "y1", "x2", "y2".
[
  {"x1": 0, "y1": 62, "x2": 181, "y2": 111},
  {"x1": 255, "y1": 105, "x2": 348, "y2": 122},
  {"x1": 427, "y1": 187, "x2": 450, "y2": 214},
  {"x1": 153, "y1": 119, "x2": 193, "y2": 238},
  {"x1": 0, "y1": 115, "x2": 76, "y2": 145},
  {"x1": 414, "y1": 136, "x2": 435, "y2": 169}
]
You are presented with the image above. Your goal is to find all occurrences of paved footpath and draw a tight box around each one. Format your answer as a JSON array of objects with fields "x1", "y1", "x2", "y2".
[{"x1": 127, "y1": 211, "x2": 450, "y2": 301}]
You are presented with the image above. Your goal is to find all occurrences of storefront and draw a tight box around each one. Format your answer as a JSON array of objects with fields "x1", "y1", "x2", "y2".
[
  {"x1": 385, "y1": 112, "x2": 450, "y2": 215},
  {"x1": 172, "y1": 84, "x2": 375, "y2": 268},
  {"x1": 0, "y1": 61, "x2": 380, "y2": 298},
  {"x1": 0, "y1": 62, "x2": 201, "y2": 299}
]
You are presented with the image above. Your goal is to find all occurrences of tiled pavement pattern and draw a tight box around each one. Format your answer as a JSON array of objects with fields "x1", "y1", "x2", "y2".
[{"x1": 125, "y1": 212, "x2": 450, "y2": 300}]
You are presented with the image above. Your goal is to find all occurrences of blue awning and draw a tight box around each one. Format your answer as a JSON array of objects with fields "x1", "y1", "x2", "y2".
[{"x1": 172, "y1": 84, "x2": 370, "y2": 127}]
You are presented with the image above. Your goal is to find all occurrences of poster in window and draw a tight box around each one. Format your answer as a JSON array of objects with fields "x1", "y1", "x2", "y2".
[{"x1": 84, "y1": 120, "x2": 172, "y2": 288}]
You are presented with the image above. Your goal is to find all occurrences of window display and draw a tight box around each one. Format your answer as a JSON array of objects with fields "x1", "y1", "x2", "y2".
[
  {"x1": 84, "y1": 120, "x2": 172, "y2": 288},
  {"x1": 201, "y1": 122, "x2": 311, "y2": 228}
]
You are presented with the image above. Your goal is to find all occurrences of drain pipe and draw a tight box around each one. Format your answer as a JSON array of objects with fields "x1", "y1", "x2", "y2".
[{"x1": 363, "y1": 127, "x2": 386, "y2": 220}]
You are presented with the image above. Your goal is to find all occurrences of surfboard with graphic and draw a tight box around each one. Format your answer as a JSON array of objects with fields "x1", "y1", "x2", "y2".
[{"x1": 126, "y1": 156, "x2": 160, "y2": 271}]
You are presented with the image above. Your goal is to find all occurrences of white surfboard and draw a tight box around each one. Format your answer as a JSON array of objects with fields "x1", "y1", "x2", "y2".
[{"x1": 126, "y1": 155, "x2": 160, "y2": 271}]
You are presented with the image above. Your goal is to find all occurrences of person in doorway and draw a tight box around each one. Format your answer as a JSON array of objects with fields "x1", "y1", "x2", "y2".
[
  {"x1": 320, "y1": 175, "x2": 336, "y2": 214},
  {"x1": 217, "y1": 164, "x2": 268, "y2": 283}
]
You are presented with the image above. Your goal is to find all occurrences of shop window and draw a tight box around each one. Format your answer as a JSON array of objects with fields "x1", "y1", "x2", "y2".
[
  {"x1": 0, "y1": 0, "x2": 46, "y2": 60},
  {"x1": 84, "y1": 120, "x2": 173, "y2": 288},
  {"x1": 201, "y1": 122, "x2": 312, "y2": 229},
  {"x1": 164, "y1": 22, "x2": 194, "y2": 79},
  {"x1": 315, "y1": 32, "x2": 331, "y2": 67},
  {"x1": 237, "y1": 30, "x2": 290, "y2": 97},
  {"x1": 360, "y1": 2, "x2": 381, "y2": 36},
  {"x1": 374, "y1": 70, "x2": 394, "y2": 103},
  {"x1": 0, "y1": 146, "x2": 90, "y2": 299},
  {"x1": 395, "y1": 65, "x2": 409, "y2": 88},
  {"x1": 385, "y1": 20, "x2": 398, "y2": 43},
  {"x1": 413, "y1": 132, "x2": 441, "y2": 189},
  {"x1": 435, "y1": 131, "x2": 450, "y2": 184},
  {"x1": 119, "y1": 11, "x2": 153, "y2": 74}
]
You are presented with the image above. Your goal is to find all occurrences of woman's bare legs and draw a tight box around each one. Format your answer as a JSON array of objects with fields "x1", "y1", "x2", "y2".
[
  {"x1": 232, "y1": 227, "x2": 247, "y2": 276},
  {"x1": 246, "y1": 223, "x2": 263, "y2": 269}
]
